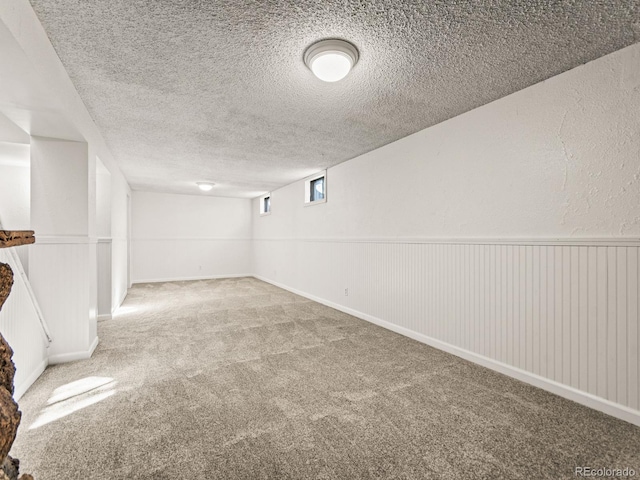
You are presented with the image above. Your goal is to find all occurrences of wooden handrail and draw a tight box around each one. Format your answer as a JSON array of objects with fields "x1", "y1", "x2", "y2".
[{"x1": 0, "y1": 231, "x2": 35, "y2": 249}]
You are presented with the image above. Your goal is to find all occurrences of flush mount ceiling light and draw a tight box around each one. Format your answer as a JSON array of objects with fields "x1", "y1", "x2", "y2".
[
  {"x1": 196, "y1": 182, "x2": 215, "y2": 191},
  {"x1": 304, "y1": 39, "x2": 359, "y2": 82}
]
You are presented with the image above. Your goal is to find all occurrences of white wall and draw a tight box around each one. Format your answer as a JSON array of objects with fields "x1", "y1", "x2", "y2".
[
  {"x1": 0, "y1": 142, "x2": 30, "y2": 270},
  {"x1": 256, "y1": 44, "x2": 640, "y2": 240},
  {"x1": 30, "y1": 137, "x2": 89, "y2": 236},
  {"x1": 0, "y1": 143, "x2": 44, "y2": 399},
  {"x1": 0, "y1": 145, "x2": 29, "y2": 229},
  {"x1": 96, "y1": 160, "x2": 112, "y2": 318},
  {"x1": 111, "y1": 175, "x2": 130, "y2": 310},
  {"x1": 253, "y1": 44, "x2": 640, "y2": 425},
  {"x1": 0, "y1": 247, "x2": 48, "y2": 401},
  {"x1": 132, "y1": 192, "x2": 252, "y2": 282},
  {"x1": 96, "y1": 163, "x2": 112, "y2": 238},
  {"x1": 29, "y1": 136, "x2": 97, "y2": 364}
]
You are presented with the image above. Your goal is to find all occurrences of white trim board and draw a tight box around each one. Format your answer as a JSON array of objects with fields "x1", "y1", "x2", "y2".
[
  {"x1": 14, "y1": 359, "x2": 47, "y2": 402},
  {"x1": 48, "y1": 336, "x2": 99, "y2": 365},
  {"x1": 35, "y1": 235, "x2": 93, "y2": 245},
  {"x1": 253, "y1": 274, "x2": 640, "y2": 427}
]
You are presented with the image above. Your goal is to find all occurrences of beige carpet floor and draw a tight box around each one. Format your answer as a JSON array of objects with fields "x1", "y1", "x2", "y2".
[{"x1": 10, "y1": 277, "x2": 640, "y2": 479}]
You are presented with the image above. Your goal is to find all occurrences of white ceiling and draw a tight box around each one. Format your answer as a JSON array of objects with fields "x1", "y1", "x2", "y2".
[{"x1": 27, "y1": 1, "x2": 640, "y2": 198}]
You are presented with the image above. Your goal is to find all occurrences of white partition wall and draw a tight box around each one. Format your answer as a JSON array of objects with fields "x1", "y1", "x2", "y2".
[
  {"x1": 0, "y1": 247, "x2": 48, "y2": 401},
  {"x1": 96, "y1": 239, "x2": 112, "y2": 318},
  {"x1": 132, "y1": 192, "x2": 252, "y2": 283},
  {"x1": 0, "y1": 142, "x2": 31, "y2": 271},
  {"x1": 29, "y1": 136, "x2": 98, "y2": 364},
  {"x1": 111, "y1": 176, "x2": 130, "y2": 309},
  {"x1": 96, "y1": 158, "x2": 112, "y2": 319},
  {"x1": 0, "y1": 141, "x2": 47, "y2": 400},
  {"x1": 252, "y1": 44, "x2": 640, "y2": 425}
]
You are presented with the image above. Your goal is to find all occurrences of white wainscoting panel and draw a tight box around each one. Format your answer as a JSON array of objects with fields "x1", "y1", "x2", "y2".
[
  {"x1": 132, "y1": 238, "x2": 252, "y2": 283},
  {"x1": 97, "y1": 239, "x2": 112, "y2": 319},
  {"x1": 253, "y1": 239, "x2": 639, "y2": 425},
  {"x1": 111, "y1": 237, "x2": 128, "y2": 310},
  {"x1": 29, "y1": 238, "x2": 96, "y2": 364},
  {"x1": 0, "y1": 248, "x2": 48, "y2": 401}
]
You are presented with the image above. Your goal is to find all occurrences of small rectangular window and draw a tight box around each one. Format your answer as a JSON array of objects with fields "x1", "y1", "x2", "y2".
[
  {"x1": 309, "y1": 177, "x2": 324, "y2": 202},
  {"x1": 304, "y1": 170, "x2": 327, "y2": 206},
  {"x1": 259, "y1": 193, "x2": 271, "y2": 215}
]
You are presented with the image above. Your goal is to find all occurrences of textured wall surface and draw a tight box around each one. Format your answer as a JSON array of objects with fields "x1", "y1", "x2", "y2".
[
  {"x1": 254, "y1": 43, "x2": 640, "y2": 238},
  {"x1": 27, "y1": 0, "x2": 640, "y2": 197}
]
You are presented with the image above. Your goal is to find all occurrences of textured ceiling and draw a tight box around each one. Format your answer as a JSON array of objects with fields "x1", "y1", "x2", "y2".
[{"x1": 28, "y1": 0, "x2": 640, "y2": 198}]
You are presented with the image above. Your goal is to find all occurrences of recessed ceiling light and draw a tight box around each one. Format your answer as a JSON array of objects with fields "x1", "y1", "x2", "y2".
[
  {"x1": 196, "y1": 182, "x2": 215, "y2": 191},
  {"x1": 304, "y1": 39, "x2": 359, "y2": 83}
]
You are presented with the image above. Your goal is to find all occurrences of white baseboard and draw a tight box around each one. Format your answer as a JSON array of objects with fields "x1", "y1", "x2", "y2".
[
  {"x1": 14, "y1": 359, "x2": 47, "y2": 402},
  {"x1": 97, "y1": 313, "x2": 112, "y2": 321},
  {"x1": 48, "y1": 336, "x2": 99, "y2": 365},
  {"x1": 133, "y1": 273, "x2": 253, "y2": 284},
  {"x1": 253, "y1": 275, "x2": 640, "y2": 428}
]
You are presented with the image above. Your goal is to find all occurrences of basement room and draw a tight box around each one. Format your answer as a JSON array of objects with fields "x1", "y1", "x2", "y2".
[{"x1": 0, "y1": 1, "x2": 638, "y2": 479}]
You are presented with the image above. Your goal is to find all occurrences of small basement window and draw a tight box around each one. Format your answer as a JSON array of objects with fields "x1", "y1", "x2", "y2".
[
  {"x1": 260, "y1": 194, "x2": 271, "y2": 215},
  {"x1": 304, "y1": 170, "x2": 327, "y2": 206}
]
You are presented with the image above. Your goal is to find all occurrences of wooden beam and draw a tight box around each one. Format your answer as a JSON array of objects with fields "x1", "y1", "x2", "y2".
[
  {"x1": 0, "y1": 263, "x2": 12, "y2": 313},
  {"x1": 0, "y1": 231, "x2": 35, "y2": 249}
]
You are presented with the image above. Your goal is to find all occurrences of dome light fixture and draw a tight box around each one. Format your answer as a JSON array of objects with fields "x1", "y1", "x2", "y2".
[
  {"x1": 304, "y1": 39, "x2": 359, "y2": 83},
  {"x1": 196, "y1": 182, "x2": 215, "y2": 191}
]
